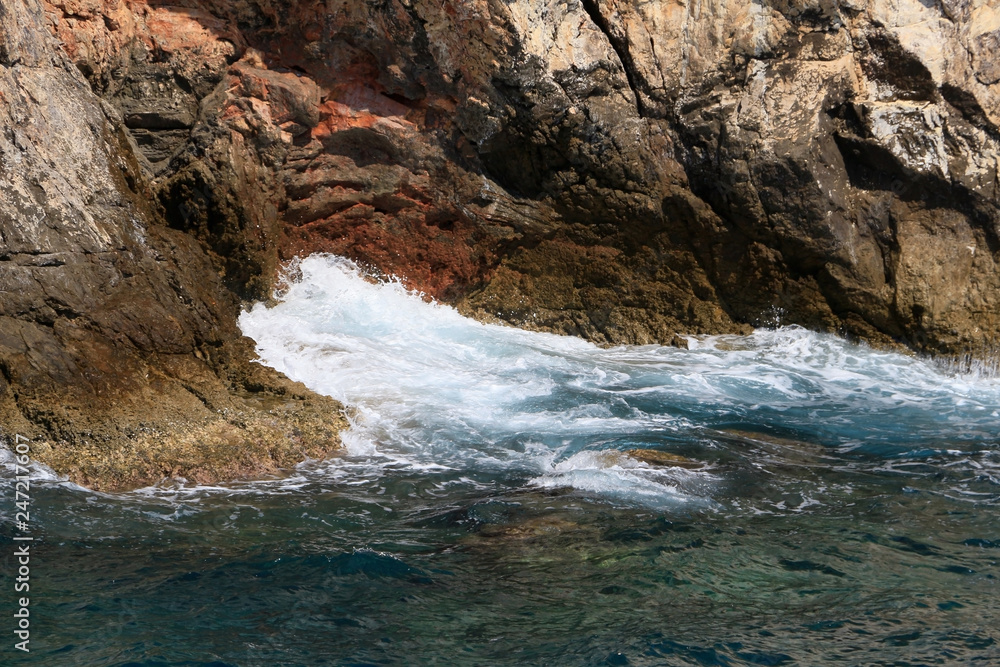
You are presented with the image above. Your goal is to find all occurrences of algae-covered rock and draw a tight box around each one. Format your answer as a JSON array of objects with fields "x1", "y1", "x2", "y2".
[{"x1": 624, "y1": 449, "x2": 706, "y2": 470}]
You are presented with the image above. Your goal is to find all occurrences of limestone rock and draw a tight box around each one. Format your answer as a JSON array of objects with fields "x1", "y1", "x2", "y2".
[
  {"x1": 44, "y1": 0, "x2": 985, "y2": 356},
  {"x1": 0, "y1": 0, "x2": 345, "y2": 491},
  {"x1": 4, "y1": 0, "x2": 1000, "y2": 486}
]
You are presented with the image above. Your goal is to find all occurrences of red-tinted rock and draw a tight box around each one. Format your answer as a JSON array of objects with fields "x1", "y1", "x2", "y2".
[{"x1": 6, "y1": 0, "x2": 1000, "y2": 488}]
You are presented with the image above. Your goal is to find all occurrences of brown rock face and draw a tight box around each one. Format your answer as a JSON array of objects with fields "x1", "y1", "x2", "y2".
[
  {"x1": 3, "y1": 0, "x2": 1000, "y2": 484},
  {"x1": 37, "y1": 0, "x2": 739, "y2": 345},
  {"x1": 1, "y1": 0, "x2": 345, "y2": 491},
  {"x1": 40, "y1": 0, "x2": 993, "y2": 354}
]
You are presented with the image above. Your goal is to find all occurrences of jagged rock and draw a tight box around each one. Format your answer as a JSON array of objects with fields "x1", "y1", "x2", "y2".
[
  {"x1": 40, "y1": 0, "x2": 986, "y2": 355},
  {"x1": 0, "y1": 0, "x2": 345, "y2": 491},
  {"x1": 3, "y1": 0, "x2": 1000, "y2": 486}
]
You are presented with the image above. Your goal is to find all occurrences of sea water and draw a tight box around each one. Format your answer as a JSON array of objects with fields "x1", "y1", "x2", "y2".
[{"x1": 3, "y1": 254, "x2": 999, "y2": 665}]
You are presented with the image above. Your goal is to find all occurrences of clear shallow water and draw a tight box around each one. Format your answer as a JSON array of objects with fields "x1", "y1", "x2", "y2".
[{"x1": 3, "y1": 254, "x2": 1000, "y2": 665}]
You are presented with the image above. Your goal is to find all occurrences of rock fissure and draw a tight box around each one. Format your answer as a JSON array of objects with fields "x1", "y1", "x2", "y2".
[{"x1": 578, "y1": 0, "x2": 648, "y2": 118}]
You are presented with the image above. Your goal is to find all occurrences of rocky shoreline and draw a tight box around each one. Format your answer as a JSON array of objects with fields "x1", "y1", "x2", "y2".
[{"x1": 2, "y1": 0, "x2": 999, "y2": 489}]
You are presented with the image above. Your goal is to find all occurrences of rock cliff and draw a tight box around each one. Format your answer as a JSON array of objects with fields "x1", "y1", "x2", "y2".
[
  {"x1": 1, "y1": 0, "x2": 345, "y2": 490},
  {"x1": 3, "y1": 0, "x2": 999, "y2": 486}
]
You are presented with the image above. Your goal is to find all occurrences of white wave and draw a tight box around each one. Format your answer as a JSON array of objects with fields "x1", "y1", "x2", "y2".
[
  {"x1": 0, "y1": 447, "x2": 71, "y2": 484},
  {"x1": 238, "y1": 254, "x2": 1000, "y2": 508}
]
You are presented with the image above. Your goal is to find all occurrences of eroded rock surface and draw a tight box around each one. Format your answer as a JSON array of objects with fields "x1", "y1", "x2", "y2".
[
  {"x1": 1, "y1": 0, "x2": 345, "y2": 491},
  {"x1": 39, "y1": 0, "x2": 994, "y2": 354},
  {"x1": 3, "y1": 0, "x2": 1000, "y2": 485}
]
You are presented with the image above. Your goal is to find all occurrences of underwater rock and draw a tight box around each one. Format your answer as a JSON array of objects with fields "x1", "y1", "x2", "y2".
[
  {"x1": 472, "y1": 516, "x2": 580, "y2": 543},
  {"x1": 624, "y1": 449, "x2": 706, "y2": 470}
]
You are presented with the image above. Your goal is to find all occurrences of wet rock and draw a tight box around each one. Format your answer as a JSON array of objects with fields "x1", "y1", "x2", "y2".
[
  {"x1": 624, "y1": 449, "x2": 706, "y2": 470},
  {"x1": 721, "y1": 429, "x2": 831, "y2": 464}
]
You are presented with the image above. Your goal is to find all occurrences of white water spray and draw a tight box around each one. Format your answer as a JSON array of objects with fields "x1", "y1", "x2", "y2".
[{"x1": 239, "y1": 255, "x2": 1000, "y2": 508}]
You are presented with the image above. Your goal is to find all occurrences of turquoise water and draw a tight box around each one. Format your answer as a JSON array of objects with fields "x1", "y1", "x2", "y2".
[{"x1": 3, "y1": 255, "x2": 999, "y2": 665}]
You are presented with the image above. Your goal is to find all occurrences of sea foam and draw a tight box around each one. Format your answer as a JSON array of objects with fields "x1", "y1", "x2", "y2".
[{"x1": 238, "y1": 254, "x2": 1000, "y2": 508}]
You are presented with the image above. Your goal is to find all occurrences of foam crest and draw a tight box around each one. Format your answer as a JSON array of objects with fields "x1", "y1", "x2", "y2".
[{"x1": 239, "y1": 254, "x2": 1000, "y2": 508}]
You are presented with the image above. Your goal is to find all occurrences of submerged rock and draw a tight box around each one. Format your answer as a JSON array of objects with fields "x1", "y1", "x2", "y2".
[
  {"x1": 624, "y1": 449, "x2": 706, "y2": 470},
  {"x1": 2, "y1": 0, "x2": 1000, "y2": 486},
  {"x1": 475, "y1": 517, "x2": 580, "y2": 541}
]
